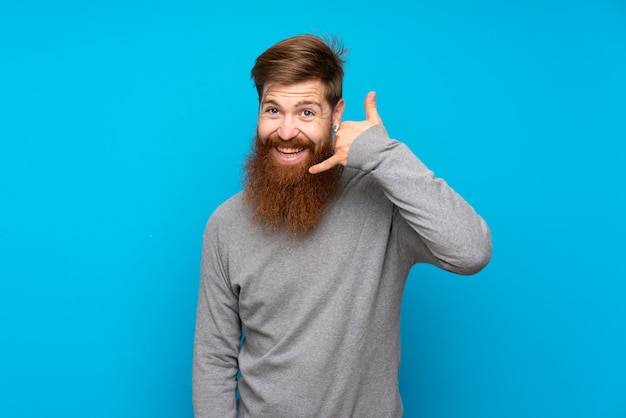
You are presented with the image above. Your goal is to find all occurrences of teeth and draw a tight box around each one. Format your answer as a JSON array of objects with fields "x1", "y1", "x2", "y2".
[{"x1": 277, "y1": 147, "x2": 304, "y2": 154}]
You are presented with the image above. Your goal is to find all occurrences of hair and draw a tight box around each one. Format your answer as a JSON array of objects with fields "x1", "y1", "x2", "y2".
[{"x1": 250, "y1": 34, "x2": 347, "y2": 107}]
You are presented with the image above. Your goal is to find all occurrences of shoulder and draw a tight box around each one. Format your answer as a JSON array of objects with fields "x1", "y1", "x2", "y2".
[
  {"x1": 210, "y1": 192, "x2": 248, "y2": 220},
  {"x1": 204, "y1": 192, "x2": 250, "y2": 236}
]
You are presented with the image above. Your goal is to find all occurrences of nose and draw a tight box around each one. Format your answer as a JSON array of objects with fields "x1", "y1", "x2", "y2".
[{"x1": 277, "y1": 116, "x2": 299, "y2": 140}]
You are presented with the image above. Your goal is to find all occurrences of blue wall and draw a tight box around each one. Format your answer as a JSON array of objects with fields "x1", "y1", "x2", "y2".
[{"x1": 1, "y1": 1, "x2": 624, "y2": 417}]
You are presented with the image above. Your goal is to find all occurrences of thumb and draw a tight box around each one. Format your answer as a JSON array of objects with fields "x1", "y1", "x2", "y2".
[{"x1": 364, "y1": 91, "x2": 382, "y2": 123}]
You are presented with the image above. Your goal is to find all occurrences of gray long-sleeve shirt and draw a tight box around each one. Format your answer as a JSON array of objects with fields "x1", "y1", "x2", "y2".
[{"x1": 193, "y1": 125, "x2": 492, "y2": 417}]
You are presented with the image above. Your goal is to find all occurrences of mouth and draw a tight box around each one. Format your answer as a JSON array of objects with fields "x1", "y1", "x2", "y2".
[
  {"x1": 276, "y1": 146, "x2": 306, "y2": 159},
  {"x1": 272, "y1": 145, "x2": 310, "y2": 165}
]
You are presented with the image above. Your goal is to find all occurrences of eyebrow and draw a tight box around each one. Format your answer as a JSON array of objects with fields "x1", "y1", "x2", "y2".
[
  {"x1": 261, "y1": 98, "x2": 322, "y2": 108},
  {"x1": 294, "y1": 100, "x2": 321, "y2": 108},
  {"x1": 261, "y1": 98, "x2": 280, "y2": 107}
]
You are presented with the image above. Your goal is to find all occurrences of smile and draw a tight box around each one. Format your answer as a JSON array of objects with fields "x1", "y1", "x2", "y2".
[
  {"x1": 272, "y1": 145, "x2": 310, "y2": 165},
  {"x1": 276, "y1": 147, "x2": 306, "y2": 158}
]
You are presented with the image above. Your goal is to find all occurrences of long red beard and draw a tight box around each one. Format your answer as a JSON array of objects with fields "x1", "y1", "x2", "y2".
[{"x1": 243, "y1": 134, "x2": 341, "y2": 235}]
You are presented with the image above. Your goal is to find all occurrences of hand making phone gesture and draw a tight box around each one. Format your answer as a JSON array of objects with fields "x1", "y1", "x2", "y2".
[{"x1": 309, "y1": 91, "x2": 383, "y2": 174}]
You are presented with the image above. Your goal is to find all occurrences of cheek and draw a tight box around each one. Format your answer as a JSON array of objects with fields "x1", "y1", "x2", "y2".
[
  {"x1": 256, "y1": 119, "x2": 277, "y2": 141},
  {"x1": 304, "y1": 125, "x2": 332, "y2": 150}
]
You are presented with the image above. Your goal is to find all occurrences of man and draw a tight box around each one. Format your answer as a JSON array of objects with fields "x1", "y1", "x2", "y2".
[{"x1": 193, "y1": 34, "x2": 491, "y2": 417}]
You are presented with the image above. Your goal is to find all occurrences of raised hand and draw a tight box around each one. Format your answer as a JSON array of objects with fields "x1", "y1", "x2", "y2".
[{"x1": 309, "y1": 91, "x2": 383, "y2": 175}]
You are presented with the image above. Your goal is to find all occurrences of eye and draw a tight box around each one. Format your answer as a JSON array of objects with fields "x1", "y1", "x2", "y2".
[
  {"x1": 263, "y1": 107, "x2": 280, "y2": 117},
  {"x1": 301, "y1": 109, "x2": 314, "y2": 118}
]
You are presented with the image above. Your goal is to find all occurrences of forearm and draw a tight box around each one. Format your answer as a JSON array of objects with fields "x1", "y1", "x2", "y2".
[{"x1": 192, "y1": 294, "x2": 240, "y2": 417}]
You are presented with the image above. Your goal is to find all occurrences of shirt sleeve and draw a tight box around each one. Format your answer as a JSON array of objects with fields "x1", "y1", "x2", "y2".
[
  {"x1": 192, "y1": 214, "x2": 241, "y2": 417},
  {"x1": 346, "y1": 124, "x2": 492, "y2": 275}
]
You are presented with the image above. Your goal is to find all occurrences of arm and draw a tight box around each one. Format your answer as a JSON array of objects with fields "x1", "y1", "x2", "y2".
[
  {"x1": 192, "y1": 216, "x2": 241, "y2": 417},
  {"x1": 310, "y1": 92, "x2": 491, "y2": 275},
  {"x1": 349, "y1": 123, "x2": 491, "y2": 274}
]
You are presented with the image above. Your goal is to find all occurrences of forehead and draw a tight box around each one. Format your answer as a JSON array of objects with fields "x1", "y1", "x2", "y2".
[{"x1": 261, "y1": 80, "x2": 328, "y2": 107}]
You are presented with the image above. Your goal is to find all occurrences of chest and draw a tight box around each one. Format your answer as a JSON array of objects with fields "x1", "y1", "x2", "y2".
[{"x1": 226, "y1": 183, "x2": 395, "y2": 333}]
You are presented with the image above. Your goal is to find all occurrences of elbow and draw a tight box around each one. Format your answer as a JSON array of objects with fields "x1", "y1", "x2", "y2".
[
  {"x1": 440, "y1": 228, "x2": 492, "y2": 276},
  {"x1": 456, "y1": 229, "x2": 493, "y2": 276},
  {"x1": 457, "y1": 244, "x2": 492, "y2": 275}
]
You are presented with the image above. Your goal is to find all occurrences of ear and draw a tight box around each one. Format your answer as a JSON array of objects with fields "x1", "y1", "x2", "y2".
[{"x1": 332, "y1": 98, "x2": 345, "y2": 126}]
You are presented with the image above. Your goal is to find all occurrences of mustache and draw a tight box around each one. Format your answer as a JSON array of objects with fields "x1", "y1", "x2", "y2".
[{"x1": 259, "y1": 134, "x2": 315, "y2": 150}]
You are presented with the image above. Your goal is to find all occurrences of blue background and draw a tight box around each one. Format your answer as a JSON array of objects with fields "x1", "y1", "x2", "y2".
[{"x1": 1, "y1": 1, "x2": 625, "y2": 417}]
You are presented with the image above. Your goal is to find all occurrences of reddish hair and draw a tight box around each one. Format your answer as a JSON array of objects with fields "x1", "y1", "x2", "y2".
[{"x1": 250, "y1": 34, "x2": 347, "y2": 107}]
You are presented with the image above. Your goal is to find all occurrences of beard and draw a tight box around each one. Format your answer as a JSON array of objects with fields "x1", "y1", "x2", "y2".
[{"x1": 243, "y1": 132, "x2": 341, "y2": 235}]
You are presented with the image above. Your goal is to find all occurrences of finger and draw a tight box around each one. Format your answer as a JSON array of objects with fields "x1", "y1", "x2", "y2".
[
  {"x1": 308, "y1": 155, "x2": 340, "y2": 175},
  {"x1": 364, "y1": 91, "x2": 382, "y2": 124}
]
